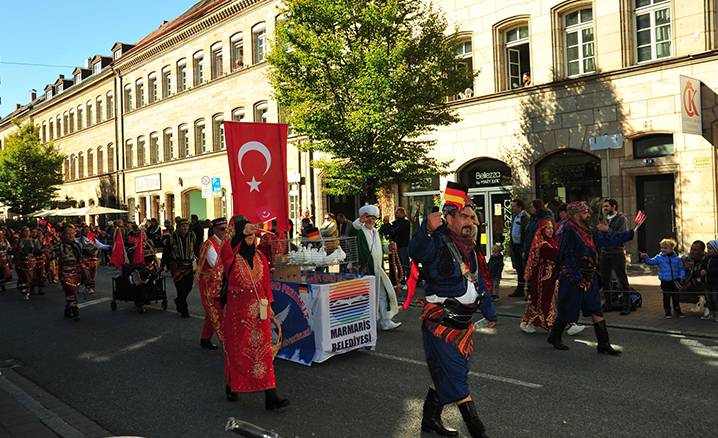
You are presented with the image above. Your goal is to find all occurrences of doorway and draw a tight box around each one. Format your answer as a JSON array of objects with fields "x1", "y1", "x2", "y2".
[
  {"x1": 182, "y1": 189, "x2": 207, "y2": 219},
  {"x1": 469, "y1": 189, "x2": 512, "y2": 256},
  {"x1": 636, "y1": 174, "x2": 675, "y2": 254}
]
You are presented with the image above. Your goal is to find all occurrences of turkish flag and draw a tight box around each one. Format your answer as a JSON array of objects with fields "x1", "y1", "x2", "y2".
[
  {"x1": 109, "y1": 231, "x2": 127, "y2": 269},
  {"x1": 224, "y1": 122, "x2": 289, "y2": 233}
]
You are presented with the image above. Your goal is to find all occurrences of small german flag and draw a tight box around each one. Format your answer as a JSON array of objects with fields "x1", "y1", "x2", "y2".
[
  {"x1": 444, "y1": 181, "x2": 468, "y2": 209},
  {"x1": 306, "y1": 228, "x2": 321, "y2": 241},
  {"x1": 258, "y1": 219, "x2": 275, "y2": 234},
  {"x1": 298, "y1": 285, "x2": 308, "y2": 294}
]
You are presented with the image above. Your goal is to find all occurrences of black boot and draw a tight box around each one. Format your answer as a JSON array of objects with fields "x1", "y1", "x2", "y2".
[
  {"x1": 200, "y1": 338, "x2": 218, "y2": 350},
  {"x1": 547, "y1": 319, "x2": 569, "y2": 350},
  {"x1": 225, "y1": 385, "x2": 238, "y2": 402},
  {"x1": 594, "y1": 320, "x2": 621, "y2": 356},
  {"x1": 457, "y1": 400, "x2": 488, "y2": 438},
  {"x1": 421, "y1": 388, "x2": 458, "y2": 436},
  {"x1": 265, "y1": 388, "x2": 290, "y2": 411}
]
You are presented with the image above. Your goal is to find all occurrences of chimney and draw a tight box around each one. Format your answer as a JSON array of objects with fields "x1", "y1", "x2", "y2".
[
  {"x1": 30, "y1": 89, "x2": 37, "y2": 101},
  {"x1": 15, "y1": 104, "x2": 21, "y2": 110},
  {"x1": 85, "y1": 58, "x2": 92, "y2": 69}
]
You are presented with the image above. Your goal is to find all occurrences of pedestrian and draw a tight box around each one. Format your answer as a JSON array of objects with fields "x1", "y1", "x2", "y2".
[
  {"x1": 681, "y1": 240, "x2": 707, "y2": 316},
  {"x1": 0, "y1": 230, "x2": 13, "y2": 291},
  {"x1": 319, "y1": 212, "x2": 339, "y2": 253},
  {"x1": 509, "y1": 199, "x2": 529, "y2": 298},
  {"x1": 167, "y1": 219, "x2": 196, "y2": 318},
  {"x1": 196, "y1": 218, "x2": 228, "y2": 350},
  {"x1": 598, "y1": 198, "x2": 633, "y2": 314},
  {"x1": 392, "y1": 207, "x2": 411, "y2": 288},
  {"x1": 467, "y1": 206, "x2": 498, "y2": 329},
  {"x1": 408, "y1": 182, "x2": 490, "y2": 438},
  {"x1": 700, "y1": 240, "x2": 718, "y2": 321},
  {"x1": 31, "y1": 228, "x2": 48, "y2": 295},
  {"x1": 53, "y1": 225, "x2": 85, "y2": 321},
  {"x1": 79, "y1": 227, "x2": 109, "y2": 295},
  {"x1": 548, "y1": 201, "x2": 642, "y2": 355},
  {"x1": 488, "y1": 244, "x2": 504, "y2": 300},
  {"x1": 640, "y1": 239, "x2": 686, "y2": 319},
  {"x1": 190, "y1": 214, "x2": 205, "y2": 257},
  {"x1": 349, "y1": 204, "x2": 401, "y2": 331},
  {"x1": 220, "y1": 217, "x2": 289, "y2": 410},
  {"x1": 14, "y1": 226, "x2": 39, "y2": 300}
]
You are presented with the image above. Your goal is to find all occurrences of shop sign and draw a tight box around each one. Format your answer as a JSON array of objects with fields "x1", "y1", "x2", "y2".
[
  {"x1": 135, "y1": 174, "x2": 161, "y2": 193},
  {"x1": 459, "y1": 159, "x2": 512, "y2": 189},
  {"x1": 680, "y1": 75, "x2": 702, "y2": 136}
]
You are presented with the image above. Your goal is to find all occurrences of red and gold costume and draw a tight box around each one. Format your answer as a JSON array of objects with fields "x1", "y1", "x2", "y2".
[
  {"x1": 53, "y1": 237, "x2": 85, "y2": 317},
  {"x1": 521, "y1": 219, "x2": 559, "y2": 330},
  {"x1": 220, "y1": 240, "x2": 275, "y2": 393},
  {"x1": 0, "y1": 235, "x2": 13, "y2": 290},
  {"x1": 80, "y1": 233, "x2": 109, "y2": 293},
  {"x1": 197, "y1": 234, "x2": 225, "y2": 343},
  {"x1": 14, "y1": 236, "x2": 41, "y2": 299}
]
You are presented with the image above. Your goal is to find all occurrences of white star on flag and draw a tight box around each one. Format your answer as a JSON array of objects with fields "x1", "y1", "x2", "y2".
[{"x1": 247, "y1": 177, "x2": 262, "y2": 192}]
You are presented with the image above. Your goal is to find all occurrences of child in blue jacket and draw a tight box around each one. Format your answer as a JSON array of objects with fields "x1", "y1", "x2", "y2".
[{"x1": 640, "y1": 238, "x2": 686, "y2": 318}]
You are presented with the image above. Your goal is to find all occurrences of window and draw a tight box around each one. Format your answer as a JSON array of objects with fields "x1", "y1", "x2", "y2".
[
  {"x1": 135, "y1": 79, "x2": 145, "y2": 108},
  {"x1": 178, "y1": 124, "x2": 190, "y2": 158},
  {"x1": 149, "y1": 132, "x2": 159, "y2": 164},
  {"x1": 58, "y1": 83, "x2": 64, "y2": 94},
  {"x1": 77, "y1": 106, "x2": 83, "y2": 130},
  {"x1": 137, "y1": 136, "x2": 146, "y2": 167},
  {"x1": 47, "y1": 89, "x2": 53, "y2": 99},
  {"x1": 70, "y1": 155, "x2": 76, "y2": 180},
  {"x1": 97, "y1": 146, "x2": 104, "y2": 174},
  {"x1": 106, "y1": 92, "x2": 114, "y2": 119},
  {"x1": 125, "y1": 140, "x2": 134, "y2": 169},
  {"x1": 231, "y1": 107, "x2": 245, "y2": 121},
  {"x1": 63, "y1": 158, "x2": 69, "y2": 180},
  {"x1": 113, "y1": 49, "x2": 122, "y2": 60},
  {"x1": 63, "y1": 112, "x2": 69, "y2": 136},
  {"x1": 193, "y1": 51, "x2": 204, "y2": 86},
  {"x1": 177, "y1": 59, "x2": 187, "y2": 92},
  {"x1": 162, "y1": 66, "x2": 172, "y2": 98},
  {"x1": 87, "y1": 149, "x2": 94, "y2": 176},
  {"x1": 565, "y1": 8, "x2": 595, "y2": 76},
  {"x1": 96, "y1": 97, "x2": 103, "y2": 123},
  {"x1": 148, "y1": 73, "x2": 158, "y2": 103},
  {"x1": 163, "y1": 128, "x2": 174, "y2": 162},
  {"x1": 92, "y1": 62, "x2": 101, "y2": 75},
  {"x1": 68, "y1": 110, "x2": 75, "y2": 134},
  {"x1": 41, "y1": 123, "x2": 46, "y2": 142},
  {"x1": 211, "y1": 42, "x2": 223, "y2": 79},
  {"x1": 195, "y1": 119, "x2": 207, "y2": 154},
  {"x1": 230, "y1": 33, "x2": 244, "y2": 71},
  {"x1": 633, "y1": 133, "x2": 674, "y2": 158},
  {"x1": 212, "y1": 114, "x2": 224, "y2": 151},
  {"x1": 78, "y1": 152, "x2": 84, "y2": 178},
  {"x1": 124, "y1": 84, "x2": 133, "y2": 112},
  {"x1": 452, "y1": 38, "x2": 474, "y2": 100},
  {"x1": 56, "y1": 116, "x2": 61, "y2": 138},
  {"x1": 505, "y1": 25, "x2": 531, "y2": 89},
  {"x1": 254, "y1": 101, "x2": 269, "y2": 123},
  {"x1": 107, "y1": 143, "x2": 115, "y2": 172},
  {"x1": 74, "y1": 73, "x2": 82, "y2": 84},
  {"x1": 252, "y1": 23, "x2": 267, "y2": 64},
  {"x1": 49, "y1": 120, "x2": 54, "y2": 140},
  {"x1": 86, "y1": 101, "x2": 93, "y2": 127},
  {"x1": 635, "y1": 0, "x2": 671, "y2": 63}
]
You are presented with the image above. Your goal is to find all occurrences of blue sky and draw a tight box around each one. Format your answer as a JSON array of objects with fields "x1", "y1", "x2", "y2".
[{"x1": 0, "y1": 0, "x2": 198, "y2": 118}]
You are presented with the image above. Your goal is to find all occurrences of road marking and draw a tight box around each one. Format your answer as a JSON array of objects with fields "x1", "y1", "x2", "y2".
[
  {"x1": 77, "y1": 297, "x2": 112, "y2": 308},
  {"x1": 366, "y1": 351, "x2": 543, "y2": 389}
]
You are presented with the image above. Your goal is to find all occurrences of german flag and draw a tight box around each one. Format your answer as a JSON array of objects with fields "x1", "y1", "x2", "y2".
[
  {"x1": 258, "y1": 219, "x2": 276, "y2": 234},
  {"x1": 444, "y1": 181, "x2": 468, "y2": 209},
  {"x1": 307, "y1": 229, "x2": 321, "y2": 241}
]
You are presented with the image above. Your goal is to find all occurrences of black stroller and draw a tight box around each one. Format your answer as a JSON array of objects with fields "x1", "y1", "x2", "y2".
[{"x1": 111, "y1": 262, "x2": 167, "y2": 314}]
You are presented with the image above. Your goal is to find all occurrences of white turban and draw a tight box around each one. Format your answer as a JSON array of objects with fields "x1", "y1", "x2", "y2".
[{"x1": 359, "y1": 205, "x2": 380, "y2": 218}]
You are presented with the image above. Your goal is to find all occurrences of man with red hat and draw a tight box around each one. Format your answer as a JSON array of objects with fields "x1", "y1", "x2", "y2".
[
  {"x1": 53, "y1": 224, "x2": 85, "y2": 321},
  {"x1": 196, "y1": 217, "x2": 228, "y2": 350}
]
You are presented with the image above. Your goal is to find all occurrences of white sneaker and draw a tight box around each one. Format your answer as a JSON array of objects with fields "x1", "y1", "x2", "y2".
[
  {"x1": 519, "y1": 322, "x2": 536, "y2": 334},
  {"x1": 702, "y1": 307, "x2": 711, "y2": 318},
  {"x1": 400, "y1": 284, "x2": 408, "y2": 291},
  {"x1": 567, "y1": 324, "x2": 586, "y2": 336},
  {"x1": 380, "y1": 320, "x2": 402, "y2": 331}
]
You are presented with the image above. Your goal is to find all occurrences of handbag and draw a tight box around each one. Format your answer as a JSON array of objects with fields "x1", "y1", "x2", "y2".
[{"x1": 219, "y1": 256, "x2": 237, "y2": 306}]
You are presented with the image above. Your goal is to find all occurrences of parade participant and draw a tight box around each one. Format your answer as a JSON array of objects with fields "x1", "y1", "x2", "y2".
[
  {"x1": 520, "y1": 219, "x2": 558, "y2": 333},
  {"x1": 53, "y1": 225, "x2": 85, "y2": 321},
  {"x1": 79, "y1": 227, "x2": 110, "y2": 295},
  {"x1": 44, "y1": 226, "x2": 60, "y2": 283},
  {"x1": 599, "y1": 198, "x2": 632, "y2": 314},
  {"x1": 196, "y1": 217, "x2": 228, "y2": 350},
  {"x1": 0, "y1": 230, "x2": 13, "y2": 291},
  {"x1": 167, "y1": 219, "x2": 196, "y2": 318},
  {"x1": 548, "y1": 201, "x2": 643, "y2": 355},
  {"x1": 30, "y1": 228, "x2": 48, "y2": 295},
  {"x1": 220, "y1": 217, "x2": 289, "y2": 410},
  {"x1": 349, "y1": 204, "x2": 401, "y2": 331},
  {"x1": 408, "y1": 182, "x2": 490, "y2": 438},
  {"x1": 14, "y1": 227, "x2": 40, "y2": 300}
]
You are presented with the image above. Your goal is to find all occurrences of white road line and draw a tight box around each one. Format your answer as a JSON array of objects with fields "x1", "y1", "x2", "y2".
[
  {"x1": 77, "y1": 297, "x2": 112, "y2": 308},
  {"x1": 366, "y1": 351, "x2": 543, "y2": 389}
]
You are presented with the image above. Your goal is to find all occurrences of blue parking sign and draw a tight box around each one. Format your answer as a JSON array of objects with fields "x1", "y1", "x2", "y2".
[{"x1": 211, "y1": 177, "x2": 221, "y2": 193}]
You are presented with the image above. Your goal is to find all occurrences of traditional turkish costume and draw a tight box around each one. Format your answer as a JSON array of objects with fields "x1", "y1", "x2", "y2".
[
  {"x1": 168, "y1": 229, "x2": 196, "y2": 317},
  {"x1": 14, "y1": 237, "x2": 41, "y2": 300},
  {"x1": 53, "y1": 238, "x2": 85, "y2": 320},
  {"x1": 521, "y1": 219, "x2": 559, "y2": 330},
  {"x1": 197, "y1": 234, "x2": 225, "y2": 345},
  {"x1": 44, "y1": 233, "x2": 60, "y2": 283},
  {"x1": 80, "y1": 235, "x2": 109, "y2": 294},
  {"x1": 0, "y1": 237, "x2": 13, "y2": 291}
]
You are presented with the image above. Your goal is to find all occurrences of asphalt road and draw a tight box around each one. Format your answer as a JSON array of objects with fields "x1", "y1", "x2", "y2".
[{"x1": 1, "y1": 267, "x2": 717, "y2": 438}]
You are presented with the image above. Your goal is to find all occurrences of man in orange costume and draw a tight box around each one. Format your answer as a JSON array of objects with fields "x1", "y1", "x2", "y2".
[{"x1": 196, "y1": 218, "x2": 228, "y2": 350}]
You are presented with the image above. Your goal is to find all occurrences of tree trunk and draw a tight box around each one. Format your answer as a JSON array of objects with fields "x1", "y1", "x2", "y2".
[{"x1": 376, "y1": 185, "x2": 396, "y2": 221}]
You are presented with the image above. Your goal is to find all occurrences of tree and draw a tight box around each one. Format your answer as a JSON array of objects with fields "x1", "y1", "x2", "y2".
[
  {"x1": 268, "y1": 0, "x2": 474, "y2": 208},
  {"x1": 0, "y1": 121, "x2": 65, "y2": 215}
]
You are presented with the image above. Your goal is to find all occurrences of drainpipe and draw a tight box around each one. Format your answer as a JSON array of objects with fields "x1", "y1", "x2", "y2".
[
  {"x1": 309, "y1": 149, "x2": 316, "y2": 220},
  {"x1": 113, "y1": 66, "x2": 126, "y2": 208}
]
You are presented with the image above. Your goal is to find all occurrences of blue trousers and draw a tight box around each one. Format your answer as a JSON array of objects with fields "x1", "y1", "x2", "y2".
[{"x1": 422, "y1": 324, "x2": 471, "y2": 405}]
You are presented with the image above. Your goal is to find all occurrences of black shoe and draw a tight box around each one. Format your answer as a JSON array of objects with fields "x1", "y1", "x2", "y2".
[
  {"x1": 200, "y1": 338, "x2": 218, "y2": 350},
  {"x1": 180, "y1": 312, "x2": 190, "y2": 318},
  {"x1": 619, "y1": 308, "x2": 631, "y2": 316},
  {"x1": 594, "y1": 320, "x2": 621, "y2": 356},
  {"x1": 547, "y1": 320, "x2": 569, "y2": 350},
  {"x1": 265, "y1": 389, "x2": 290, "y2": 411},
  {"x1": 225, "y1": 385, "x2": 238, "y2": 402},
  {"x1": 458, "y1": 400, "x2": 489, "y2": 438},
  {"x1": 508, "y1": 290, "x2": 524, "y2": 298},
  {"x1": 421, "y1": 388, "x2": 458, "y2": 436}
]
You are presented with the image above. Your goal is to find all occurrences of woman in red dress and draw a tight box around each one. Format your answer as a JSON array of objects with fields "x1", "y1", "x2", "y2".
[
  {"x1": 520, "y1": 219, "x2": 559, "y2": 332},
  {"x1": 220, "y1": 218, "x2": 289, "y2": 410}
]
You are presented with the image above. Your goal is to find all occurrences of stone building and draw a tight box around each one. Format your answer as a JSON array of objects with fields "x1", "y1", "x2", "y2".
[{"x1": 1, "y1": 0, "x2": 717, "y2": 256}]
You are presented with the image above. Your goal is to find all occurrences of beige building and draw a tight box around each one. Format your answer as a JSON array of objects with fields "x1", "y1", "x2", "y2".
[{"x1": 1, "y1": 0, "x2": 717, "y2": 256}]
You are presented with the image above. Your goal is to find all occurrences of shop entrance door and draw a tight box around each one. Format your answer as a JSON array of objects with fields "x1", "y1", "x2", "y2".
[
  {"x1": 637, "y1": 174, "x2": 675, "y2": 253},
  {"x1": 470, "y1": 188, "x2": 512, "y2": 256}
]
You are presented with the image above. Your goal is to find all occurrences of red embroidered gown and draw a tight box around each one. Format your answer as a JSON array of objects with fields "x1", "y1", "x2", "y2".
[
  {"x1": 220, "y1": 242, "x2": 276, "y2": 393},
  {"x1": 521, "y1": 220, "x2": 559, "y2": 330}
]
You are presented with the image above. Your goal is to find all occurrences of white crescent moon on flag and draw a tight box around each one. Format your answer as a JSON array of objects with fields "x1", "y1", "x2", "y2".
[{"x1": 238, "y1": 141, "x2": 272, "y2": 175}]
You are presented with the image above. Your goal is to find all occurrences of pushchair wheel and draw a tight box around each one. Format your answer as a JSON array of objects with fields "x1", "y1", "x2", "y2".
[
  {"x1": 162, "y1": 299, "x2": 168, "y2": 310},
  {"x1": 110, "y1": 300, "x2": 117, "y2": 311}
]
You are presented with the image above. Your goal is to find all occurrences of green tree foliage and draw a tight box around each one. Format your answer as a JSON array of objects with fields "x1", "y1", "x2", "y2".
[
  {"x1": 0, "y1": 121, "x2": 65, "y2": 215},
  {"x1": 268, "y1": 0, "x2": 475, "y2": 199}
]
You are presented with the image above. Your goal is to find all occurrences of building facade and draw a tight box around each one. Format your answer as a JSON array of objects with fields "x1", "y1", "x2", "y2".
[{"x1": 1, "y1": 0, "x2": 717, "y2": 256}]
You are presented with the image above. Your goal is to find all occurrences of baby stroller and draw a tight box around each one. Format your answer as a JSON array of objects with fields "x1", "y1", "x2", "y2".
[{"x1": 111, "y1": 261, "x2": 167, "y2": 314}]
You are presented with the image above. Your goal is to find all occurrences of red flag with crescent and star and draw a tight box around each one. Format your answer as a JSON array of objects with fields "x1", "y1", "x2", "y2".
[{"x1": 224, "y1": 121, "x2": 289, "y2": 233}]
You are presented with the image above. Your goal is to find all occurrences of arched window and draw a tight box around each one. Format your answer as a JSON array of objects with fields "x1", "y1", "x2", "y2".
[
  {"x1": 124, "y1": 84, "x2": 133, "y2": 112},
  {"x1": 535, "y1": 150, "x2": 601, "y2": 205},
  {"x1": 137, "y1": 135, "x2": 146, "y2": 167},
  {"x1": 63, "y1": 158, "x2": 69, "y2": 180},
  {"x1": 252, "y1": 22, "x2": 267, "y2": 64},
  {"x1": 212, "y1": 114, "x2": 225, "y2": 151},
  {"x1": 70, "y1": 155, "x2": 76, "y2": 179},
  {"x1": 230, "y1": 32, "x2": 244, "y2": 71},
  {"x1": 125, "y1": 139, "x2": 134, "y2": 169},
  {"x1": 163, "y1": 128, "x2": 174, "y2": 162},
  {"x1": 493, "y1": 16, "x2": 531, "y2": 91},
  {"x1": 41, "y1": 122, "x2": 47, "y2": 142},
  {"x1": 135, "y1": 79, "x2": 145, "y2": 108},
  {"x1": 149, "y1": 132, "x2": 159, "y2": 164},
  {"x1": 77, "y1": 151, "x2": 84, "y2": 178},
  {"x1": 86, "y1": 100, "x2": 93, "y2": 126},
  {"x1": 49, "y1": 119, "x2": 55, "y2": 141},
  {"x1": 62, "y1": 112, "x2": 69, "y2": 135},
  {"x1": 106, "y1": 91, "x2": 114, "y2": 119},
  {"x1": 148, "y1": 72, "x2": 158, "y2": 103},
  {"x1": 96, "y1": 96, "x2": 104, "y2": 122},
  {"x1": 193, "y1": 51, "x2": 204, "y2": 86},
  {"x1": 107, "y1": 143, "x2": 115, "y2": 172},
  {"x1": 97, "y1": 146, "x2": 104, "y2": 174},
  {"x1": 176, "y1": 59, "x2": 188, "y2": 92},
  {"x1": 253, "y1": 101, "x2": 269, "y2": 123},
  {"x1": 77, "y1": 105, "x2": 84, "y2": 130},
  {"x1": 632, "y1": 133, "x2": 673, "y2": 158},
  {"x1": 194, "y1": 119, "x2": 207, "y2": 154},
  {"x1": 451, "y1": 36, "x2": 474, "y2": 101},
  {"x1": 178, "y1": 124, "x2": 189, "y2": 158},
  {"x1": 68, "y1": 110, "x2": 75, "y2": 134},
  {"x1": 231, "y1": 107, "x2": 245, "y2": 121},
  {"x1": 211, "y1": 42, "x2": 223, "y2": 79},
  {"x1": 56, "y1": 116, "x2": 61, "y2": 138},
  {"x1": 87, "y1": 148, "x2": 94, "y2": 176},
  {"x1": 161, "y1": 66, "x2": 172, "y2": 98}
]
